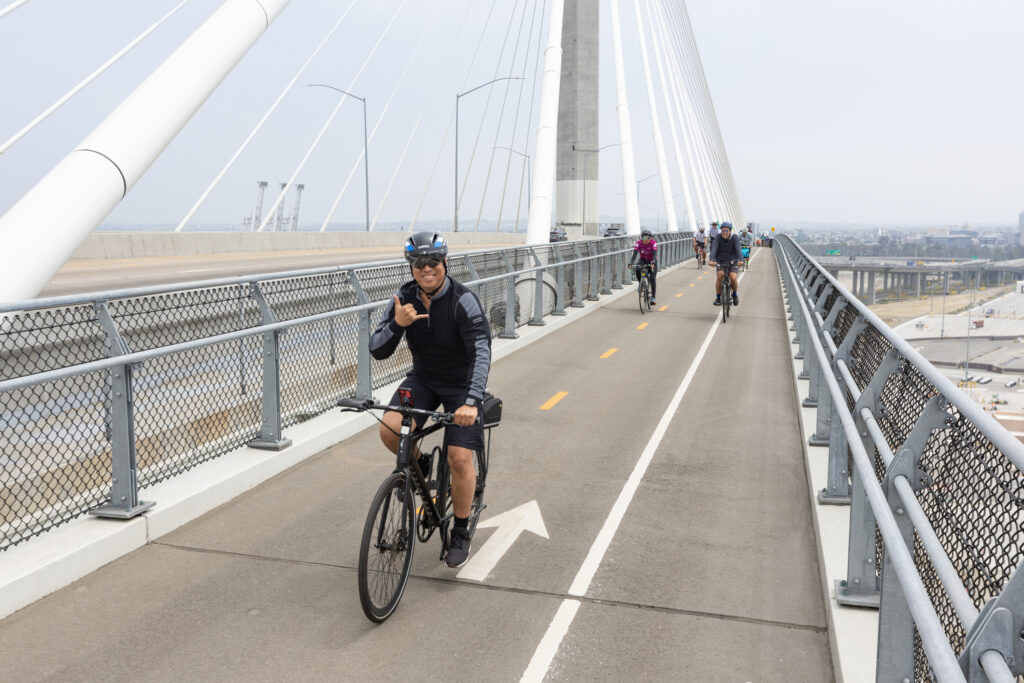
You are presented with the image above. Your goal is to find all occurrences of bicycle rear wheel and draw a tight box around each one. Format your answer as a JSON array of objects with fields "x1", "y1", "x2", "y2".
[
  {"x1": 722, "y1": 282, "x2": 730, "y2": 322},
  {"x1": 358, "y1": 472, "x2": 415, "y2": 623},
  {"x1": 440, "y1": 448, "x2": 487, "y2": 539}
]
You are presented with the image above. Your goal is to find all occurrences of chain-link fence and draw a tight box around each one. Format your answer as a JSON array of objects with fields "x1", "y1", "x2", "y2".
[
  {"x1": 777, "y1": 235, "x2": 1024, "y2": 683},
  {"x1": 0, "y1": 234, "x2": 692, "y2": 552}
]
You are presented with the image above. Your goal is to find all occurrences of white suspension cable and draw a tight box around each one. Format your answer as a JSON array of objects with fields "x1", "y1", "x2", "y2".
[
  {"x1": 646, "y1": 0, "x2": 695, "y2": 231},
  {"x1": 262, "y1": 0, "x2": 411, "y2": 232},
  {"x1": 511, "y1": 0, "x2": 548, "y2": 233},
  {"x1": 457, "y1": 0, "x2": 524, "y2": 227},
  {"x1": 608, "y1": 0, "x2": 641, "y2": 235},
  {"x1": 366, "y1": 3, "x2": 447, "y2": 230},
  {"x1": 173, "y1": 0, "x2": 358, "y2": 232},
  {"x1": 523, "y1": 0, "x2": 564, "y2": 244},
  {"x1": 474, "y1": 0, "x2": 533, "y2": 231},
  {"x1": 493, "y1": 0, "x2": 543, "y2": 233},
  {"x1": 0, "y1": 0, "x2": 32, "y2": 21},
  {"x1": 315, "y1": 0, "x2": 437, "y2": 232},
  {"x1": 0, "y1": 0, "x2": 194, "y2": 156},
  {"x1": 631, "y1": 0, "x2": 677, "y2": 231},
  {"x1": 410, "y1": 0, "x2": 502, "y2": 230}
]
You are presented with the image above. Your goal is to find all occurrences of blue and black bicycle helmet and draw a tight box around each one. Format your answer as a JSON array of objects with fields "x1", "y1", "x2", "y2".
[
  {"x1": 404, "y1": 232, "x2": 448, "y2": 264},
  {"x1": 720, "y1": 222, "x2": 733, "y2": 230}
]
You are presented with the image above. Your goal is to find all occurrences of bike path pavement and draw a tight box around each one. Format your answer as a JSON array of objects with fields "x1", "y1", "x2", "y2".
[{"x1": 0, "y1": 250, "x2": 832, "y2": 681}]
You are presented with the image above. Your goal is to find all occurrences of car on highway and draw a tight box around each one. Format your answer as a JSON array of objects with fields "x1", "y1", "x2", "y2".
[
  {"x1": 549, "y1": 228, "x2": 568, "y2": 242},
  {"x1": 1004, "y1": 379, "x2": 1019, "y2": 388},
  {"x1": 602, "y1": 226, "x2": 624, "y2": 238}
]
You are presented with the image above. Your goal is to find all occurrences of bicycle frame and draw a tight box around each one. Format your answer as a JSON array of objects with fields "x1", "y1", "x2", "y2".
[{"x1": 339, "y1": 397, "x2": 455, "y2": 557}]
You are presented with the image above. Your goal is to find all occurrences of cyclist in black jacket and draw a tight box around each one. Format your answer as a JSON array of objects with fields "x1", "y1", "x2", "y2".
[
  {"x1": 708, "y1": 221, "x2": 741, "y2": 307},
  {"x1": 369, "y1": 232, "x2": 491, "y2": 568}
]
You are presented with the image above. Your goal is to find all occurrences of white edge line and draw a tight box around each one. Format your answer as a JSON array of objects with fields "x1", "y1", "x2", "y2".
[{"x1": 521, "y1": 259, "x2": 755, "y2": 680}]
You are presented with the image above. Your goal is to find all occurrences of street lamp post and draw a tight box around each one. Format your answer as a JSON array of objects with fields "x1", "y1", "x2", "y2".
[
  {"x1": 306, "y1": 84, "x2": 369, "y2": 231},
  {"x1": 455, "y1": 77, "x2": 522, "y2": 232},
  {"x1": 577, "y1": 143, "x2": 619, "y2": 235},
  {"x1": 637, "y1": 174, "x2": 658, "y2": 224}
]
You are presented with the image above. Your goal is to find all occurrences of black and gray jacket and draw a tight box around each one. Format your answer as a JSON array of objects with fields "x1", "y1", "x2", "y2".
[
  {"x1": 369, "y1": 276, "x2": 491, "y2": 402},
  {"x1": 710, "y1": 233, "x2": 742, "y2": 264}
]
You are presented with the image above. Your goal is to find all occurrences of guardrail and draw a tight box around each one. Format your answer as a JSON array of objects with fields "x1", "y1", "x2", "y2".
[
  {"x1": 775, "y1": 235, "x2": 1024, "y2": 683},
  {"x1": 0, "y1": 233, "x2": 692, "y2": 551}
]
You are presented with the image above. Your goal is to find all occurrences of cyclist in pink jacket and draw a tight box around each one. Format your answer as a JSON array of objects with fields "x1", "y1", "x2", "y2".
[{"x1": 628, "y1": 229, "x2": 658, "y2": 305}]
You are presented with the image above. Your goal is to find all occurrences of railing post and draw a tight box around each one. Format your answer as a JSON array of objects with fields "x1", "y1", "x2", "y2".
[
  {"x1": 551, "y1": 248, "x2": 567, "y2": 315},
  {"x1": 586, "y1": 243, "x2": 600, "y2": 301},
  {"x1": 819, "y1": 315, "x2": 866, "y2": 508},
  {"x1": 90, "y1": 302, "x2": 155, "y2": 519},
  {"x1": 500, "y1": 252, "x2": 519, "y2": 338},
  {"x1": 528, "y1": 247, "x2": 546, "y2": 326},
  {"x1": 571, "y1": 244, "x2": 585, "y2": 308},
  {"x1": 959, "y1": 560, "x2": 1024, "y2": 682},
  {"x1": 876, "y1": 394, "x2": 951, "y2": 681},
  {"x1": 599, "y1": 242, "x2": 612, "y2": 295},
  {"x1": 348, "y1": 271, "x2": 374, "y2": 400},
  {"x1": 247, "y1": 283, "x2": 292, "y2": 450},
  {"x1": 463, "y1": 257, "x2": 482, "y2": 297},
  {"x1": 611, "y1": 244, "x2": 623, "y2": 289}
]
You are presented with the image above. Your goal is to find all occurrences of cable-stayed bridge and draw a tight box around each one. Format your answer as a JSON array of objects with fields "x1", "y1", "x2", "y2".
[{"x1": 0, "y1": 2, "x2": 1022, "y2": 682}]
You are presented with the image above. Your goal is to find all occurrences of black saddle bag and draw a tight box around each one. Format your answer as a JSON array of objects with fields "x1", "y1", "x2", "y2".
[{"x1": 481, "y1": 392, "x2": 502, "y2": 428}]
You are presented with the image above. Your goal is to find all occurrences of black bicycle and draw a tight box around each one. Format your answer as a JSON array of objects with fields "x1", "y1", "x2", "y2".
[
  {"x1": 338, "y1": 390, "x2": 494, "y2": 622},
  {"x1": 636, "y1": 263, "x2": 653, "y2": 314},
  {"x1": 695, "y1": 242, "x2": 706, "y2": 269}
]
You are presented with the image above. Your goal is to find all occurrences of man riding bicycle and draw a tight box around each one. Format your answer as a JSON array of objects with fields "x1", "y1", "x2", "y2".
[
  {"x1": 369, "y1": 232, "x2": 492, "y2": 568},
  {"x1": 628, "y1": 229, "x2": 658, "y2": 305},
  {"x1": 693, "y1": 226, "x2": 707, "y2": 264},
  {"x1": 709, "y1": 221, "x2": 741, "y2": 307},
  {"x1": 739, "y1": 226, "x2": 754, "y2": 269}
]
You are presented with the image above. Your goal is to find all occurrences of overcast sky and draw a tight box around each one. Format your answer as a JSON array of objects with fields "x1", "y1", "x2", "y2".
[{"x1": 1, "y1": 0, "x2": 1022, "y2": 230}]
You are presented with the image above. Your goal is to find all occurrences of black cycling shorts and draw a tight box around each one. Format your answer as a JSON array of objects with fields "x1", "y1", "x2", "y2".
[{"x1": 387, "y1": 374, "x2": 484, "y2": 452}]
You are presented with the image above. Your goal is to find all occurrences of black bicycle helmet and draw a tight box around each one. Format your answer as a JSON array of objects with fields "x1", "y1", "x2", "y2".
[
  {"x1": 641, "y1": 228, "x2": 653, "y2": 238},
  {"x1": 403, "y1": 231, "x2": 448, "y2": 263},
  {"x1": 710, "y1": 221, "x2": 719, "y2": 227}
]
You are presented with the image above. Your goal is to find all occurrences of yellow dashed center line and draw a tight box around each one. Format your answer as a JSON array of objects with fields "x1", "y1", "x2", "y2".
[
  {"x1": 637, "y1": 322, "x2": 649, "y2": 330},
  {"x1": 675, "y1": 293, "x2": 682, "y2": 298},
  {"x1": 600, "y1": 348, "x2": 618, "y2": 359},
  {"x1": 689, "y1": 283, "x2": 696, "y2": 287},
  {"x1": 659, "y1": 306, "x2": 667, "y2": 312},
  {"x1": 540, "y1": 391, "x2": 569, "y2": 410}
]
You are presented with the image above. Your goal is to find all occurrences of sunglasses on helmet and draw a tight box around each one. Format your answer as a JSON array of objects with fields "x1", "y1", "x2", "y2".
[{"x1": 412, "y1": 255, "x2": 443, "y2": 269}]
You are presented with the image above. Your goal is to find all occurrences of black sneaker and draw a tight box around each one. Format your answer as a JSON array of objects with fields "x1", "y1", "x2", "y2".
[
  {"x1": 446, "y1": 527, "x2": 472, "y2": 568},
  {"x1": 713, "y1": 296, "x2": 721, "y2": 306},
  {"x1": 732, "y1": 293, "x2": 739, "y2": 307},
  {"x1": 649, "y1": 298, "x2": 656, "y2": 306}
]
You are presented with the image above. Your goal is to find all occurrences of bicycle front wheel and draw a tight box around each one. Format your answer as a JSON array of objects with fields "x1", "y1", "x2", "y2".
[
  {"x1": 722, "y1": 284, "x2": 730, "y2": 322},
  {"x1": 358, "y1": 472, "x2": 415, "y2": 623},
  {"x1": 639, "y1": 279, "x2": 650, "y2": 314}
]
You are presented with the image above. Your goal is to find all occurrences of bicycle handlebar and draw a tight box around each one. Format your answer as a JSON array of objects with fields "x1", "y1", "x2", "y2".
[{"x1": 337, "y1": 396, "x2": 455, "y2": 423}]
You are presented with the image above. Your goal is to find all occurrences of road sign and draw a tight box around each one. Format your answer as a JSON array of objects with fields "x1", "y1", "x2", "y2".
[{"x1": 826, "y1": 249, "x2": 841, "y2": 256}]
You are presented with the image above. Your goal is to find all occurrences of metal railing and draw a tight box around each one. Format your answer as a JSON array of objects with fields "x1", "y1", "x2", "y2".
[
  {"x1": 0, "y1": 233, "x2": 692, "y2": 551},
  {"x1": 776, "y1": 235, "x2": 1024, "y2": 683}
]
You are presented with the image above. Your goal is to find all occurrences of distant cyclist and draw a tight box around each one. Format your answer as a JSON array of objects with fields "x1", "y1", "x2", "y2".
[
  {"x1": 629, "y1": 229, "x2": 658, "y2": 305},
  {"x1": 739, "y1": 227, "x2": 754, "y2": 269},
  {"x1": 709, "y1": 221, "x2": 741, "y2": 307},
  {"x1": 708, "y1": 220, "x2": 720, "y2": 245},
  {"x1": 693, "y1": 227, "x2": 708, "y2": 265},
  {"x1": 369, "y1": 232, "x2": 492, "y2": 569}
]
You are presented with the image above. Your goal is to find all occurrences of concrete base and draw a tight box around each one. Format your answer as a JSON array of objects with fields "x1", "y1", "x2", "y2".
[{"x1": 71, "y1": 230, "x2": 528, "y2": 261}]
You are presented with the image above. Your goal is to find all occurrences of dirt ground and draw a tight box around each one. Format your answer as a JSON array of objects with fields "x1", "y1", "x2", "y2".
[{"x1": 867, "y1": 286, "x2": 1015, "y2": 326}]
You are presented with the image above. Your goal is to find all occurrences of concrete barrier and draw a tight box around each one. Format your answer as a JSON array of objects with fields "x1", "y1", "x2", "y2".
[{"x1": 71, "y1": 231, "x2": 528, "y2": 261}]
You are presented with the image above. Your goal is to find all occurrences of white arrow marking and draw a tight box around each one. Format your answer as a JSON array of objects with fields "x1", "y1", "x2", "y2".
[{"x1": 457, "y1": 500, "x2": 549, "y2": 582}]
